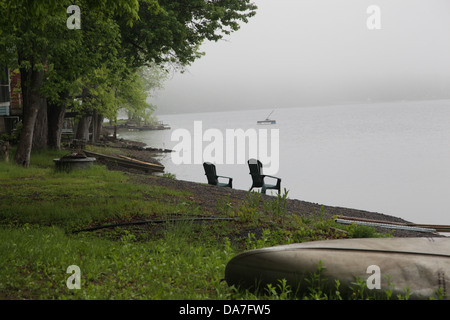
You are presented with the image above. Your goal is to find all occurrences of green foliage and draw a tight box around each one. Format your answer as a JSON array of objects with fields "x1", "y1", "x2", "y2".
[
  {"x1": 245, "y1": 190, "x2": 262, "y2": 209},
  {"x1": 346, "y1": 222, "x2": 389, "y2": 238},
  {"x1": 162, "y1": 172, "x2": 176, "y2": 179},
  {"x1": 0, "y1": 157, "x2": 192, "y2": 229},
  {"x1": 0, "y1": 122, "x2": 22, "y2": 144},
  {"x1": 216, "y1": 194, "x2": 232, "y2": 215},
  {"x1": 0, "y1": 0, "x2": 142, "y2": 165},
  {"x1": 234, "y1": 205, "x2": 259, "y2": 223},
  {"x1": 0, "y1": 223, "x2": 235, "y2": 299},
  {"x1": 302, "y1": 262, "x2": 331, "y2": 300},
  {"x1": 0, "y1": 150, "x2": 408, "y2": 300},
  {"x1": 228, "y1": 261, "x2": 416, "y2": 300},
  {"x1": 233, "y1": 195, "x2": 389, "y2": 252},
  {"x1": 118, "y1": 0, "x2": 257, "y2": 68},
  {"x1": 117, "y1": 68, "x2": 158, "y2": 124},
  {"x1": 1, "y1": 0, "x2": 258, "y2": 165},
  {"x1": 263, "y1": 188, "x2": 289, "y2": 218},
  {"x1": 431, "y1": 288, "x2": 447, "y2": 300},
  {"x1": 244, "y1": 229, "x2": 289, "y2": 251},
  {"x1": 264, "y1": 279, "x2": 294, "y2": 300}
]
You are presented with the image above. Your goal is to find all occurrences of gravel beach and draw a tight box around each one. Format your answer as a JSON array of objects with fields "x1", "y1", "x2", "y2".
[{"x1": 91, "y1": 137, "x2": 445, "y2": 238}]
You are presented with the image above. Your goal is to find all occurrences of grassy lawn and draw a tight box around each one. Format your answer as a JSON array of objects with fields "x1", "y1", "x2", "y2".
[
  {"x1": 0, "y1": 149, "x2": 416, "y2": 300},
  {"x1": 0, "y1": 150, "x2": 235, "y2": 299}
]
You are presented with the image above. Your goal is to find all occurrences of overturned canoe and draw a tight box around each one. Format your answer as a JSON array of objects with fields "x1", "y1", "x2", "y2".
[{"x1": 225, "y1": 237, "x2": 450, "y2": 299}]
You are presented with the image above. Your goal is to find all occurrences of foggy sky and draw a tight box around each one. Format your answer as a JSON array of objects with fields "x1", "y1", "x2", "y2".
[{"x1": 151, "y1": 0, "x2": 450, "y2": 115}]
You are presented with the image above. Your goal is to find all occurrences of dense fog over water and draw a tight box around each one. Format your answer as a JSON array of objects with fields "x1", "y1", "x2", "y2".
[
  {"x1": 151, "y1": 0, "x2": 450, "y2": 115},
  {"x1": 126, "y1": 1, "x2": 450, "y2": 226},
  {"x1": 120, "y1": 100, "x2": 450, "y2": 226}
]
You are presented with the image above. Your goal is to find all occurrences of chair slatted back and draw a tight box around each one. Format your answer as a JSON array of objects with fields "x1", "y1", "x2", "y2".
[
  {"x1": 203, "y1": 162, "x2": 218, "y2": 185},
  {"x1": 248, "y1": 158, "x2": 264, "y2": 187}
]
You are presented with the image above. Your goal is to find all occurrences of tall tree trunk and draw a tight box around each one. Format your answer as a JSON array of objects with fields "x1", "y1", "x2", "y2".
[
  {"x1": 95, "y1": 113, "x2": 104, "y2": 142},
  {"x1": 114, "y1": 116, "x2": 118, "y2": 139},
  {"x1": 91, "y1": 109, "x2": 97, "y2": 143},
  {"x1": 75, "y1": 87, "x2": 91, "y2": 141},
  {"x1": 32, "y1": 95, "x2": 48, "y2": 151},
  {"x1": 75, "y1": 114, "x2": 91, "y2": 141},
  {"x1": 19, "y1": 64, "x2": 30, "y2": 121},
  {"x1": 47, "y1": 91, "x2": 69, "y2": 150},
  {"x1": 47, "y1": 102, "x2": 66, "y2": 150},
  {"x1": 14, "y1": 56, "x2": 46, "y2": 167},
  {"x1": 91, "y1": 110, "x2": 104, "y2": 143}
]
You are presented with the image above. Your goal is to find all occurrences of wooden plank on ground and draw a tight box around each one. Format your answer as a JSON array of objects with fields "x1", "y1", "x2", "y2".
[{"x1": 83, "y1": 150, "x2": 164, "y2": 173}]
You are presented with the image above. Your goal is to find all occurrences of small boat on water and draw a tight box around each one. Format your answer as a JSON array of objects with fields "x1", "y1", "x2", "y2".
[
  {"x1": 225, "y1": 237, "x2": 450, "y2": 299},
  {"x1": 257, "y1": 110, "x2": 276, "y2": 125}
]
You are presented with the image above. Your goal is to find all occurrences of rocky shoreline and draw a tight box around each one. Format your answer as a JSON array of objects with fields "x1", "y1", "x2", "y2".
[{"x1": 90, "y1": 138, "x2": 445, "y2": 238}]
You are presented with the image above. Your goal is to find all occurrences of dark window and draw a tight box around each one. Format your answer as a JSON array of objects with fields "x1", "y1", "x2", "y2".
[
  {"x1": 0, "y1": 67, "x2": 10, "y2": 103},
  {"x1": 0, "y1": 86, "x2": 9, "y2": 103}
]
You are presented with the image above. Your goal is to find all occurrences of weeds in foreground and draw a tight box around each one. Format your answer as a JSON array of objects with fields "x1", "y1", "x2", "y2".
[
  {"x1": 263, "y1": 188, "x2": 289, "y2": 219},
  {"x1": 229, "y1": 260, "x2": 443, "y2": 300},
  {"x1": 0, "y1": 150, "x2": 414, "y2": 300},
  {"x1": 0, "y1": 223, "x2": 235, "y2": 299},
  {"x1": 162, "y1": 172, "x2": 176, "y2": 179}
]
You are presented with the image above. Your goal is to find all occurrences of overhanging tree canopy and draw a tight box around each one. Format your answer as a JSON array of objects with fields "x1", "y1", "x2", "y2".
[
  {"x1": 0, "y1": 0, "x2": 140, "y2": 167},
  {"x1": 0, "y1": 0, "x2": 257, "y2": 167}
]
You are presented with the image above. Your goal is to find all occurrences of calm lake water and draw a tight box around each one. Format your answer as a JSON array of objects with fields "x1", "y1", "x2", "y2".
[{"x1": 119, "y1": 100, "x2": 450, "y2": 225}]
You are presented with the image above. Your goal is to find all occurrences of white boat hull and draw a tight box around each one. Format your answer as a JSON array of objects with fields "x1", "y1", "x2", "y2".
[{"x1": 225, "y1": 237, "x2": 450, "y2": 299}]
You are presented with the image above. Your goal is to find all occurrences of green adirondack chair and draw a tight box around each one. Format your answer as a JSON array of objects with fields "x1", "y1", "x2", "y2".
[
  {"x1": 203, "y1": 162, "x2": 233, "y2": 188},
  {"x1": 248, "y1": 158, "x2": 281, "y2": 194}
]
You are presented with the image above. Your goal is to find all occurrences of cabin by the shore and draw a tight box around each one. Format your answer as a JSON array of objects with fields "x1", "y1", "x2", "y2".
[{"x1": 0, "y1": 67, "x2": 22, "y2": 136}]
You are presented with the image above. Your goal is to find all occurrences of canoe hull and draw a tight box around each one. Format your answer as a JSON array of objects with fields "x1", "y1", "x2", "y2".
[{"x1": 225, "y1": 237, "x2": 450, "y2": 299}]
